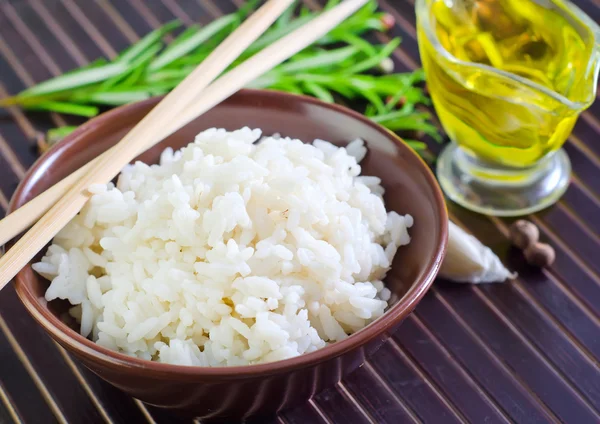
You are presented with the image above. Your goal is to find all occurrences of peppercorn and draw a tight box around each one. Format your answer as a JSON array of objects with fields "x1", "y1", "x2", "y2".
[
  {"x1": 524, "y1": 242, "x2": 555, "y2": 268},
  {"x1": 509, "y1": 219, "x2": 539, "y2": 250}
]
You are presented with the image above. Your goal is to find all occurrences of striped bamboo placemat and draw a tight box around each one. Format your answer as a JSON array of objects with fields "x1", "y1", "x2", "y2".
[{"x1": 0, "y1": 1, "x2": 599, "y2": 423}]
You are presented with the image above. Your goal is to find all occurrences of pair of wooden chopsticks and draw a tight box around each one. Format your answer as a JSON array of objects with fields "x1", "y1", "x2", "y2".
[{"x1": 0, "y1": 0, "x2": 369, "y2": 287}]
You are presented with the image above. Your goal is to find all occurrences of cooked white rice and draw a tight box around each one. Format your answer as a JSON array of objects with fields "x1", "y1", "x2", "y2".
[{"x1": 33, "y1": 127, "x2": 412, "y2": 366}]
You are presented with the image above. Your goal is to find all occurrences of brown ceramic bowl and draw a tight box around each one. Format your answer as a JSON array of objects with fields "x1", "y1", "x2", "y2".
[{"x1": 10, "y1": 89, "x2": 447, "y2": 420}]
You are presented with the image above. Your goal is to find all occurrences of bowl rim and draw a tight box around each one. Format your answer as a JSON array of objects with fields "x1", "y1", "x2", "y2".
[{"x1": 11, "y1": 88, "x2": 448, "y2": 379}]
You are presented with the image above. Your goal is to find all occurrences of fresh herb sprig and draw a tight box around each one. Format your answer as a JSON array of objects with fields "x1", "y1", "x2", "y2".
[{"x1": 0, "y1": 0, "x2": 438, "y2": 153}]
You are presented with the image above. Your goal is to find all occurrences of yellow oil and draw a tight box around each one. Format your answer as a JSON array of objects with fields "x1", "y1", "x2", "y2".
[{"x1": 418, "y1": 0, "x2": 594, "y2": 167}]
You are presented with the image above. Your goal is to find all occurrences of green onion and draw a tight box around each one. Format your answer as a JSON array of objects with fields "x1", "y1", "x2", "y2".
[
  {"x1": 343, "y1": 38, "x2": 401, "y2": 75},
  {"x1": 47, "y1": 126, "x2": 78, "y2": 144},
  {"x1": 118, "y1": 20, "x2": 180, "y2": 64},
  {"x1": 149, "y1": 15, "x2": 237, "y2": 71},
  {"x1": 19, "y1": 63, "x2": 129, "y2": 97},
  {"x1": 403, "y1": 139, "x2": 428, "y2": 150},
  {"x1": 246, "y1": 14, "x2": 314, "y2": 54},
  {"x1": 275, "y1": 1, "x2": 297, "y2": 29},
  {"x1": 278, "y1": 46, "x2": 358, "y2": 73},
  {"x1": 27, "y1": 101, "x2": 99, "y2": 117},
  {"x1": 302, "y1": 81, "x2": 334, "y2": 103},
  {"x1": 70, "y1": 90, "x2": 153, "y2": 106}
]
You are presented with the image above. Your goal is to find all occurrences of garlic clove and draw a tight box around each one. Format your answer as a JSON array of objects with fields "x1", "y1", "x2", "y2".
[{"x1": 439, "y1": 221, "x2": 517, "y2": 284}]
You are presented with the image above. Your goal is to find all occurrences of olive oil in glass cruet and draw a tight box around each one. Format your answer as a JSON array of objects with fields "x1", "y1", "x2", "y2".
[{"x1": 416, "y1": 0, "x2": 600, "y2": 216}]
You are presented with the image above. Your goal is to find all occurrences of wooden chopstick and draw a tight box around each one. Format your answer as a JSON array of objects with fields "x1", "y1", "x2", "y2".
[{"x1": 0, "y1": 0, "x2": 369, "y2": 287}]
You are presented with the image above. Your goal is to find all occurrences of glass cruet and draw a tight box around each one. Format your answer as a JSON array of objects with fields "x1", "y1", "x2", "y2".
[{"x1": 416, "y1": 0, "x2": 600, "y2": 216}]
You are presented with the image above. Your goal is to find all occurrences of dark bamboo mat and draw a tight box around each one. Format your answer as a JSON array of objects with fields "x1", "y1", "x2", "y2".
[{"x1": 1, "y1": 0, "x2": 599, "y2": 423}]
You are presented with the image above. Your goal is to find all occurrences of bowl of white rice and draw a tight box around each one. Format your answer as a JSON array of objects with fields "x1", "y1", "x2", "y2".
[{"x1": 11, "y1": 90, "x2": 448, "y2": 419}]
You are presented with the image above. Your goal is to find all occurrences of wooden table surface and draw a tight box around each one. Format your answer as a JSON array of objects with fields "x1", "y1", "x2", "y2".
[{"x1": 1, "y1": 0, "x2": 599, "y2": 423}]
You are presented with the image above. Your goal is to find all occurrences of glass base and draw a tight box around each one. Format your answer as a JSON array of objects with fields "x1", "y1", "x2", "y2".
[{"x1": 437, "y1": 143, "x2": 571, "y2": 217}]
